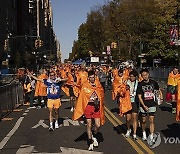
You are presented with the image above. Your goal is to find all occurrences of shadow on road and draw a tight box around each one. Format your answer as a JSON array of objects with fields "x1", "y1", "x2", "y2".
[
  {"x1": 111, "y1": 108, "x2": 119, "y2": 114},
  {"x1": 113, "y1": 124, "x2": 126, "y2": 135},
  {"x1": 64, "y1": 107, "x2": 71, "y2": 110},
  {"x1": 161, "y1": 123, "x2": 180, "y2": 138},
  {"x1": 159, "y1": 105, "x2": 172, "y2": 113},
  {"x1": 74, "y1": 132, "x2": 104, "y2": 143}
]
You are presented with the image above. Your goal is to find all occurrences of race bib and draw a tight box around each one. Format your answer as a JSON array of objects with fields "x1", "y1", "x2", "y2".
[{"x1": 144, "y1": 91, "x2": 154, "y2": 100}]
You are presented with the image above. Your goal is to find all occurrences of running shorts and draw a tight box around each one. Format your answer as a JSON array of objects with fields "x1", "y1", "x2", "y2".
[
  {"x1": 47, "y1": 98, "x2": 61, "y2": 109},
  {"x1": 84, "y1": 104, "x2": 100, "y2": 119}
]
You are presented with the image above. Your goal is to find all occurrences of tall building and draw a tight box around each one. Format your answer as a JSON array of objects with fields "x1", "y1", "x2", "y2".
[
  {"x1": 0, "y1": 0, "x2": 17, "y2": 69},
  {"x1": 0, "y1": 0, "x2": 61, "y2": 70}
]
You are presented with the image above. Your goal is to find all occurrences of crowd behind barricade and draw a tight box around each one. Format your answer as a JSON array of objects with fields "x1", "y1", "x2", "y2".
[{"x1": 15, "y1": 62, "x2": 180, "y2": 151}]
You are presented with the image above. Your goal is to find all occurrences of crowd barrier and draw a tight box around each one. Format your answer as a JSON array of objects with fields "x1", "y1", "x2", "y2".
[{"x1": 0, "y1": 81, "x2": 24, "y2": 120}]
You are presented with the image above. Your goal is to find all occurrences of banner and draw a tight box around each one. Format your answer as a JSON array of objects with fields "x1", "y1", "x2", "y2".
[
  {"x1": 107, "y1": 46, "x2": 111, "y2": 55},
  {"x1": 90, "y1": 57, "x2": 99, "y2": 63},
  {"x1": 169, "y1": 25, "x2": 179, "y2": 45}
]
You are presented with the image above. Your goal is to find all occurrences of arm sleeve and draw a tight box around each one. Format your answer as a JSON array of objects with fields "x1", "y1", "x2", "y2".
[
  {"x1": 43, "y1": 79, "x2": 48, "y2": 86},
  {"x1": 136, "y1": 82, "x2": 143, "y2": 95}
]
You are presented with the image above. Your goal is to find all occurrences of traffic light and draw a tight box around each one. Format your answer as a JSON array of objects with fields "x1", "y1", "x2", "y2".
[
  {"x1": 114, "y1": 42, "x2": 117, "y2": 48},
  {"x1": 89, "y1": 50, "x2": 93, "y2": 57},
  {"x1": 35, "y1": 39, "x2": 39, "y2": 49},
  {"x1": 111, "y1": 42, "x2": 117, "y2": 49},
  {"x1": 4, "y1": 39, "x2": 8, "y2": 51},
  {"x1": 111, "y1": 42, "x2": 114, "y2": 48},
  {"x1": 39, "y1": 40, "x2": 43, "y2": 47}
]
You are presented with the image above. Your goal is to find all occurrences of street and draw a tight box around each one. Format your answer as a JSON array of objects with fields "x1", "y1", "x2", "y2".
[{"x1": 0, "y1": 89, "x2": 180, "y2": 154}]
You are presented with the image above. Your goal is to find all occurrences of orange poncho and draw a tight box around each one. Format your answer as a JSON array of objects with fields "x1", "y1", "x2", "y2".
[
  {"x1": 62, "y1": 72, "x2": 80, "y2": 97},
  {"x1": 73, "y1": 79, "x2": 105, "y2": 125},
  {"x1": 118, "y1": 84, "x2": 132, "y2": 116},
  {"x1": 112, "y1": 68, "x2": 118, "y2": 78},
  {"x1": 34, "y1": 74, "x2": 48, "y2": 96},
  {"x1": 176, "y1": 79, "x2": 180, "y2": 121},
  {"x1": 112, "y1": 75, "x2": 124, "y2": 100},
  {"x1": 77, "y1": 71, "x2": 88, "y2": 86}
]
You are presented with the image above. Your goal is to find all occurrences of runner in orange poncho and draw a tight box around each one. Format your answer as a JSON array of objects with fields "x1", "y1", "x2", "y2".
[
  {"x1": 73, "y1": 70, "x2": 104, "y2": 151},
  {"x1": 77, "y1": 67, "x2": 88, "y2": 86},
  {"x1": 61, "y1": 69, "x2": 71, "y2": 97},
  {"x1": 112, "y1": 69, "x2": 125, "y2": 101},
  {"x1": 118, "y1": 84, "x2": 132, "y2": 116},
  {"x1": 176, "y1": 78, "x2": 180, "y2": 121},
  {"x1": 62, "y1": 68, "x2": 79, "y2": 111},
  {"x1": 112, "y1": 67, "x2": 118, "y2": 78},
  {"x1": 123, "y1": 68, "x2": 130, "y2": 81},
  {"x1": 34, "y1": 69, "x2": 48, "y2": 107}
]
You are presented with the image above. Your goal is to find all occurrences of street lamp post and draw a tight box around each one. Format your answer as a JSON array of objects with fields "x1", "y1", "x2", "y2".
[{"x1": 139, "y1": 37, "x2": 143, "y2": 68}]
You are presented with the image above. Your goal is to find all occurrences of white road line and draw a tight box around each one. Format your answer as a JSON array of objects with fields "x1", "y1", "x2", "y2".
[
  {"x1": 60, "y1": 98, "x2": 70, "y2": 102},
  {"x1": 16, "y1": 145, "x2": 35, "y2": 154},
  {"x1": 0, "y1": 117, "x2": 24, "y2": 150},
  {"x1": 23, "y1": 113, "x2": 27, "y2": 116},
  {"x1": 31, "y1": 120, "x2": 49, "y2": 129},
  {"x1": 25, "y1": 110, "x2": 29, "y2": 113}
]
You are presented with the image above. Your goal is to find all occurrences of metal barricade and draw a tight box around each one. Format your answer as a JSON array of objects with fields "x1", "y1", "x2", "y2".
[
  {"x1": 0, "y1": 81, "x2": 24, "y2": 120},
  {"x1": 137, "y1": 67, "x2": 179, "y2": 89}
]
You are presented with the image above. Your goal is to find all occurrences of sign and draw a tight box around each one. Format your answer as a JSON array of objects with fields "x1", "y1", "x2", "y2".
[
  {"x1": 174, "y1": 40, "x2": 180, "y2": 46},
  {"x1": 2, "y1": 61, "x2": 8, "y2": 65},
  {"x1": 107, "y1": 46, "x2": 111, "y2": 55},
  {"x1": 153, "y1": 59, "x2": 161, "y2": 63},
  {"x1": 169, "y1": 25, "x2": 179, "y2": 45},
  {"x1": 138, "y1": 55, "x2": 144, "y2": 58},
  {"x1": 90, "y1": 57, "x2": 99, "y2": 63}
]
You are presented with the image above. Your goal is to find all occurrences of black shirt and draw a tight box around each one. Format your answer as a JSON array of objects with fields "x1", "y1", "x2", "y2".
[{"x1": 137, "y1": 79, "x2": 159, "y2": 107}]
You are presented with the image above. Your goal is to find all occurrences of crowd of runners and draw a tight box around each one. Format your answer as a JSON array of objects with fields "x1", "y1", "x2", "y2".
[{"x1": 16, "y1": 63, "x2": 180, "y2": 151}]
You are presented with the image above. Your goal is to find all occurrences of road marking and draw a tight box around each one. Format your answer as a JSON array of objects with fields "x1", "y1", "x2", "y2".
[
  {"x1": 31, "y1": 120, "x2": 49, "y2": 129},
  {"x1": 23, "y1": 113, "x2": 27, "y2": 116},
  {"x1": 13, "y1": 109, "x2": 23, "y2": 112},
  {"x1": 25, "y1": 110, "x2": 29, "y2": 113},
  {"x1": 105, "y1": 112, "x2": 144, "y2": 154},
  {"x1": 1, "y1": 110, "x2": 10, "y2": 113},
  {"x1": 16, "y1": 145, "x2": 36, "y2": 154},
  {"x1": 60, "y1": 98, "x2": 70, "y2": 102},
  {"x1": 0, "y1": 117, "x2": 24, "y2": 150},
  {"x1": 60, "y1": 146, "x2": 103, "y2": 154},
  {"x1": 63, "y1": 118, "x2": 80, "y2": 126},
  {"x1": 31, "y1": 118, "x2": 84, "y2": 129},
  {"x1": 105, "y1": 106, "x2": 154, "y2": 154},
  {"x1": 1, "y1": 117, "x2": 14, "y2": 121},
  {"x1": 16, "y1": 145, "x2": 103, "y2": 154}
]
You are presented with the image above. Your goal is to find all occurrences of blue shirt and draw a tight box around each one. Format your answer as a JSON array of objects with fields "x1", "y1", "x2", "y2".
[{"x1": 44, "y1": 79, "x2": 62, "y2": 99}]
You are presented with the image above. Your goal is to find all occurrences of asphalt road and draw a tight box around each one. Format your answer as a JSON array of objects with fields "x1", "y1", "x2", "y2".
[{"x1": 0, "y1": 88, "x2": 180, "y2": 154}]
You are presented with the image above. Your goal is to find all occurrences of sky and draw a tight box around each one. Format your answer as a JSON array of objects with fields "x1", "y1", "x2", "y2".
[{"x1": 51, "y1": 0, "x2": 109, "y2": 62}]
